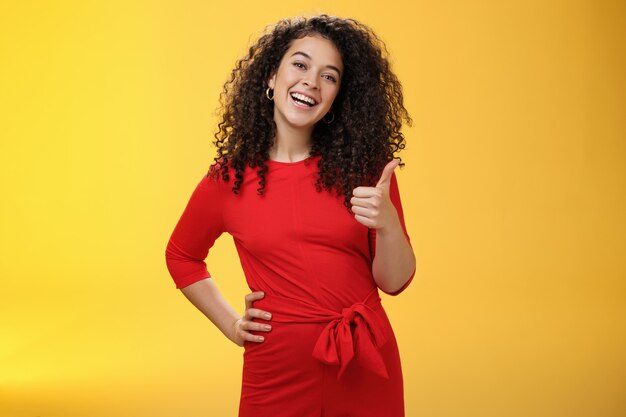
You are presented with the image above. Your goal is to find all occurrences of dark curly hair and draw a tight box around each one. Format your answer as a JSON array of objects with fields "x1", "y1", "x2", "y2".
[{"x1": 207, "y1": 14, "x2": 412, "y2": 212}]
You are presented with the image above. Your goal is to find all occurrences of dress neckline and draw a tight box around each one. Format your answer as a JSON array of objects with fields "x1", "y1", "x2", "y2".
[{"x1": 266, "y1": 154, "x2": 319, "y2": 166}]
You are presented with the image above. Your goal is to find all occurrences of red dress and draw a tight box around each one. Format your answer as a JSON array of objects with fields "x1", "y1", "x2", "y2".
[{"x1": 165, "y1": 154, "x2": 415, "y2": 417}]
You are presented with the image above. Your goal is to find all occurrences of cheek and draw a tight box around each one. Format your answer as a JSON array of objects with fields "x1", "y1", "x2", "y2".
[{"x1": 323, "y1": 87, "x2": 340, "y2": 107}]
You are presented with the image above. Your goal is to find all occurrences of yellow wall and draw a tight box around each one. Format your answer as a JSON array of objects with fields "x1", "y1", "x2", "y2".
[{"x1": 1, "y1": 1, "x2": 624, "y2": 416}]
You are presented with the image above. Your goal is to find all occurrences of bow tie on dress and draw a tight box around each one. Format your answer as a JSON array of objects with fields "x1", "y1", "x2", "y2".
[{"x1": 311, "y1": 298, "x2": 390, "y2": 380}]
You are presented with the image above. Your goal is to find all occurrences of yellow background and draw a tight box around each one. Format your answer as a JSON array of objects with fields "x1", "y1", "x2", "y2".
[{"x1": 1, "y1": 1, "x2": 625, "y2": 416}]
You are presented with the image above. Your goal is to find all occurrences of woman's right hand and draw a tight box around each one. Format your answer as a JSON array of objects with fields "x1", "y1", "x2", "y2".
[{"x1": 232, "y1": 291, "x2": 273, "y2": 347}]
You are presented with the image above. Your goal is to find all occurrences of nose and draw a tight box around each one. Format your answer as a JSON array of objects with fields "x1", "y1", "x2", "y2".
[{"x1": 302, "y1": 76, "x2": 319, "y2": 89}]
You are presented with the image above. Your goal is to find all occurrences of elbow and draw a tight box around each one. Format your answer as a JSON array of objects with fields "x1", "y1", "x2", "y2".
[
  {"x1": 164, "y1": 242, "x2": 211, "y2": 290},
  {"x1": 379, "y1": 267, "x2": 416, "y2": 296}
]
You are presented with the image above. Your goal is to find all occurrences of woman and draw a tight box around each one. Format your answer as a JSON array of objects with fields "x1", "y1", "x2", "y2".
[{"x1": 165, "y1": 14, "x2": 416, "y2": 417}]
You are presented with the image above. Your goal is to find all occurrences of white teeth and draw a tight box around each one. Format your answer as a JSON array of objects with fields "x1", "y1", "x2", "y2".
[{"x1": 290, "y1": 92, "x2": 316, "y2": 106}]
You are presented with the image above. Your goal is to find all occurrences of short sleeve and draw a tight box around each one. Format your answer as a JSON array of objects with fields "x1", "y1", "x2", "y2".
[
  {"x1": 369, "y1": 170, "x2": 415, "y2": 296},
  {"x1": 165, "y1": 171, "x2": 225, "y2": 289}
]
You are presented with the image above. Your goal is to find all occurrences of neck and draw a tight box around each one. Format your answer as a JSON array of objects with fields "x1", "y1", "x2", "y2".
[{"x1": 269, "y1": 119, "x2": 314, "y2": 162}]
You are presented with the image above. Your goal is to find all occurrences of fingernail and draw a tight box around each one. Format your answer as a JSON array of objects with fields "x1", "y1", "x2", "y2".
[
  {"x1": 264, "y1": 313, "x2": 271, "y2": 319},
  {"x1": 258, "y1": 336, "x2": 264, "y2": 341},
  {"x1": 264, "y1": 325, "x2": 271, "y2": 331}
]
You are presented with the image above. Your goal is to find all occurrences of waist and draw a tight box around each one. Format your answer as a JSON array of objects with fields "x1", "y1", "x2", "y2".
[{"x1": 252, "y1": 287, "x2": 384, "y2": 324}]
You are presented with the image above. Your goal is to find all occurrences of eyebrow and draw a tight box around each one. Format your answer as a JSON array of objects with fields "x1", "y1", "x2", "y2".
[{"x1": 290, "y1": 51, "x2": 342, "y2": 77}]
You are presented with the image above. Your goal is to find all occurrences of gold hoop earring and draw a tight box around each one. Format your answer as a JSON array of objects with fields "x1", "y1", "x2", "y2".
[
  {"x1": 323, "y1": 110, "x2": 335, "y2": 124},
  {"x1": 265, "y1": 87, "x2": 274, "y2": 101}
]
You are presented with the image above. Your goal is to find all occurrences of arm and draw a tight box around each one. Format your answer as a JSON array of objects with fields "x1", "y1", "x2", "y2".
[
  {"x1": 352, "y1": 160, "x2": 416, "y2": 296},
  {"x1": 179, "y1": 278, "x2": 272, "y2": 347},
  {"x1": 165, "y1": 172, "x2": 272, "y2": 346},
  {"x1": 180, "y1": 277, "x2": 242, "y2": 344},
  {"x1": 165, "y1": 174, "x2": 225, "y2": 289},
  {"x1": 371, "y1": 213, "x2": 416, "y2": 295}
]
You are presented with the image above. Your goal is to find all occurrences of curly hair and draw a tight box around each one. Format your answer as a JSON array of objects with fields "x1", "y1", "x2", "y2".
[{"x1": 207, "y1": 14, "x2": 412, "y2": 212}]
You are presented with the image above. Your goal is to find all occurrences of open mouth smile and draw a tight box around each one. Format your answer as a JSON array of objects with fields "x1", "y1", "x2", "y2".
[{"x1": 290, "y1": 92, "x2": 318, "y2": 108}]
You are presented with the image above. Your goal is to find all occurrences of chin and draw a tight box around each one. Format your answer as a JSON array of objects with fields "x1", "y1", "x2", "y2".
[{"x1": 283, "y1": 115, "x2": 323, "y2": 129}]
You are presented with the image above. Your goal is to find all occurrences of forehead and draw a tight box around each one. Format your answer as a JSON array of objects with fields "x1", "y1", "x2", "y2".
[{"x1": 284, "y1": 35, "x2": 343, "y2": 70}]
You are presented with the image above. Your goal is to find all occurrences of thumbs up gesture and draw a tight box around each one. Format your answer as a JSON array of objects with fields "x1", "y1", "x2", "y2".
[{"x1": 350, "y1": 159, "x2": 401, "y2": 230}]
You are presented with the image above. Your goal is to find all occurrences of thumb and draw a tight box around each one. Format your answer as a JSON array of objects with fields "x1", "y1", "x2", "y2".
[{"x1": 376, "y1": 159, "x2": 400, "y2": 188}]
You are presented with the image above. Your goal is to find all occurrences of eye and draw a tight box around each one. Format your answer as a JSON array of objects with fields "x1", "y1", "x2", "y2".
[
  {"x1": 323, "y1": 74, "x2": 337, "y2": 83},
  {"x1": 293, "y1": 62, "x2": 306, "y2": 69}
]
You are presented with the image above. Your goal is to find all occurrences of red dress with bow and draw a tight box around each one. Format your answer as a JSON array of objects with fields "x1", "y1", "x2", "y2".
[{"x1": 165, "y1": 154, "x2": 415, "y2": 417}]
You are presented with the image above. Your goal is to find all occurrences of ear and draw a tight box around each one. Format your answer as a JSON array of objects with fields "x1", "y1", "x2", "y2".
[{"x1": 267, "y1": 71, "x2": 276, "y2": 89}]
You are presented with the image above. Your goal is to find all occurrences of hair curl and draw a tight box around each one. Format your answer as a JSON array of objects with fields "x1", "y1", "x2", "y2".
[{"x1": 207, "y1": 14, "x2": 412, "y2": 212}]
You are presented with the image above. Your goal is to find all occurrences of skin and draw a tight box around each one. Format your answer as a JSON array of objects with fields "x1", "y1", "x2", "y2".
[{"x1": 180, "y1": 34, "x2": 416, "y2": 347}]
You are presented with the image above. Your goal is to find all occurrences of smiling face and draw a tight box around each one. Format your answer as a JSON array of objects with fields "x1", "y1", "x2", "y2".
[{"x1": 268, "y1": 34, "x2": 343, "y2": 131}]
